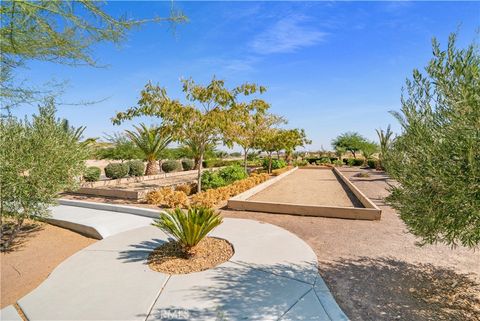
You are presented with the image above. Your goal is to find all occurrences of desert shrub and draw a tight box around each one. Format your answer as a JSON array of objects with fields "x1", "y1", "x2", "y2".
[
  {"x1": 293, "y1": 159, "x2": 308, "y2": 167},
  {"x1": 346, "y1": 158, "x2": 363, "y2": 166},
  {"x1": 262, "y1": 159, "x2": 286, "y2": 170},
  {"x1": 181, "y1": 159, "x2": 194, "y2": 171},
  {"x1": 319, "y1": 157, "x2": 331, "y2": 164},
  {"x1": 146, "y1": 187, "x2": 189, "y2": 208},
  {"x1": 83, "y1": 166, "x2": 101, "y2": 182},
  {"x1": 201, "y1": 165, "x2": 248, "y2": 191},
  {"x1": 192, "y1": 173, "x2": 270, "y2": 207},
  {"x1": 367, "y1": 159, "x2": 377, "y2": 169},
  {"x1": 152, "y1": 207, "x2": 223, "y2": 254},
  {"x1": 175, "y1": 184, "x2": 194, "y2": 196},
  {"x1": 126, "y1": 160, "x2": 145, "y2": 176},
  {"x1": 104, "y1": 162, "x2": 129, "y2": 179},
  {"x1": 272, "y1": 166, "x2": 293, "y2": 176},
  {"x1": 333, "y1": 160, "x2": 343, "y2": 166},
  {"x1": 218, "y1": 165, "x2": 247, "y2": 182},
  {"x1": 162, "y1": 160, "x2": 179, "y2": 173},
  {"x1": 201, "y1": 170, "x2": 226, "y2": 190},
  {"x1": 203, "y1": 159, "x2": 241, "y2": 168}
]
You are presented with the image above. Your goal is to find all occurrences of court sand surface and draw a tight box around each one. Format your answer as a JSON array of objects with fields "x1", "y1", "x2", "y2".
[{"x1": 248, "y1": 169, "x2": 364, "y2": 208}]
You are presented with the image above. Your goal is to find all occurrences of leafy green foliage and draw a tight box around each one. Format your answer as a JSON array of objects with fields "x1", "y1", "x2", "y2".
[
  {"x1": 385, "y1": 34, "x2": 480, "y2": 248},
  {"x1": 104, "y1": 163, "x2": 129, "y2": 179},
  {"x1": 125, "y1": 123, "x2": 172, "y2": 175},
  {"x1": 0, "y1": 100, "x2": 88, "y2": 251},
  {"x1": 126, "y1": 160, "x2": 145, "y2": 177},
  {"x1": 95, "y1": 133, "x2": 144, "y2": 160},
  {"x1": 152, "y1": 207, "x2": 223, "y2": 253},
  {"x1": 376, "y1": 125, "x2": 394, "y2": 169},
  {"x1": 346, "y1": 158, "x2": 364, "y2": 166},
  {"x1": 201, "y1": 165, "x2": 248, "y2": 190},
  {"x1": 203, "y1": 159, "x2": 241, "y2": 168},
  {"x1": 181, "y1": 159, "x2": 194, "y2": 171},
  {"x1": 83, "y1": 166, "x2": 101, "y2": 182},
  {"x1": 360, "y1": 141, "x2": 378, "y2": 162},
  {"x1": 262, "y1": 158, "x2": 286, "y2": 170},
  {"x1": 332, "y1": 132, "x2": 369, "y2": 159},
  {"x1": 162, "y1": 160, "x2": 180, "y2": 173},
  {"x1": 0, "y1": 1, "x2": 186, "y2": 110},
  {"x1": 112, "y1": 78, "x2": 266, "y2": 192},
  {"x1": 367, "y1": 159, "x2": 377, "y2": 169},
  {"x1": 201, "y1": 171, "x2": 227, "y2": 190}
]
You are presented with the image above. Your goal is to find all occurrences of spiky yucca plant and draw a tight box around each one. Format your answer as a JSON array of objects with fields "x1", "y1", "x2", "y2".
[{"x1": 153, "y1": 207, "x2": 223, "y2": 255}]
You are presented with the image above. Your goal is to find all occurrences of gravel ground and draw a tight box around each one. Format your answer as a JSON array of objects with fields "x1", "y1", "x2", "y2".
[
  {"x1": 222, "y1": 167, "x2": 480, "y2": 321},
  {"x1": 248, "y1": 168, "x2": 363, "y2": 207}
]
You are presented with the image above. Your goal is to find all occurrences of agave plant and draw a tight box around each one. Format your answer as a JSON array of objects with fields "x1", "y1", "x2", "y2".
[
  {"x1": 125, "y1": 123, "x2": 172, "y2": 175},
  {"x1": 153, "y1": 207, "x2": 223, "y2": 255}
]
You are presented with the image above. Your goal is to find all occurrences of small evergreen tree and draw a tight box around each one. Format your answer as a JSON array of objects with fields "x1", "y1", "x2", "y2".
[
  {"x1": 385, "y1": 33, "x2": 480, "y2": 248},
  {"x1": 1, "y1": 99, "x2": 88, "y2": 251}
]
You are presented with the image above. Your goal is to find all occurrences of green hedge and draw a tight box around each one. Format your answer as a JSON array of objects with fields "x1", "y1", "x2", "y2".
[
  {"x1": 262, "y1": 158, "x2": 287, "y2": 170},
  {"x1": 201, "y1": 164, "x2": 247, "y2": 191},
  {"x1": 104, "y1": 163, "x2": 129, "y2": 179},
  {"x1": 202, "y1": 159, "x2": 241, "y2": 168},
  {"x1": 126, "y1": 160, "x2": 145, "y2": 176},
  {"x1": 162, "y1": 160, "x2": 180, "y2": 173},
  {"x1": 83, "y1": 166, "x2": 101, "y2": 182},
  {"x1": 181, "y1": 159, "x2": 194, "y2": 171},
  {"x1": 344, "y1": 158, "x2": 363, "y2": 166}
]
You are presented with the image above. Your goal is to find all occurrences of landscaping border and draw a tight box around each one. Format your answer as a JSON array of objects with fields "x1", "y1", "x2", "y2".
[{"x1": 227, "y1": 167, "x2": 381, "y2": 220}]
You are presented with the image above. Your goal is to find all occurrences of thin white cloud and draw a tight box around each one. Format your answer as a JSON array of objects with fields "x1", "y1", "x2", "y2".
[{"x1": 250, "y1": 15, "x2": 328, "y2": 54}]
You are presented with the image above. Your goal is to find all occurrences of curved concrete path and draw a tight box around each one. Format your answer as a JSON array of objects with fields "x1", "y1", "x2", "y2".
[{"x1": 1, "y1": 203, "x2": 348, "y2": 321}]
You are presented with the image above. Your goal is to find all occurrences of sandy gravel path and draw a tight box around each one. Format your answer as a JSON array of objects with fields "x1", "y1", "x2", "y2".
[{"x1": 249, "y1": 169, "x2": 363, "y2": 207}]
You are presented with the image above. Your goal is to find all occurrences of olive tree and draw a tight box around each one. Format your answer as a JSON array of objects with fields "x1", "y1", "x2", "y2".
[
  {"x1": 385, "y1": 34, "x2": 480, "y2": 248},
  {"x1": 112, "y1": 78, "x2": 265, "y2": 192},
  {"x1": 0, "y1": 99, "x2": 88, "y2": 251}
]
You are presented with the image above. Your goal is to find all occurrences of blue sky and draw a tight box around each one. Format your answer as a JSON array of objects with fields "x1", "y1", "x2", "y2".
[{"x1": 12, "y1": 1, "x2": 480, "y2": 150}]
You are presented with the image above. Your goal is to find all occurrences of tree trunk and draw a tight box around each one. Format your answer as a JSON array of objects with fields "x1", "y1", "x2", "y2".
[
  {"x1": 352, "y1": 151, "x2": 356, "y2": 159},
  {"x1": 197, "y1": 152, "x2": 204, "y2": 193},
  {"x1": 194, "y1": 156, "x2": 200, "y2": 170},
  {"x1": 1, "y1": 216, "x2": 24, "y2": 252},
  {"x1": 145, "y1": 160, "x2": 159, "y2": 175},
  {"x1": 243, "y1": 148, "x2": 249, "y2": 174},
  {"x1": 268, "y1": 153, "x2": 273, "y2": 174}
]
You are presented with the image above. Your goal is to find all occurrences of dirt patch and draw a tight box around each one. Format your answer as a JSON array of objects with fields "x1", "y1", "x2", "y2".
[
  {"x1": 148, "y1": 237, "x2": 234, "y2": 274},
  {"x1": 1, "y1": 223, "x2": 96, "y2": 308},
  {"x1": 248, "y1": 168, "x2": 363, "y2": 207}
]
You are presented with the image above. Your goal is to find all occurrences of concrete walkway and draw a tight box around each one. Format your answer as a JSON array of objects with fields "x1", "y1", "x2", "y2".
[{"x1": 1, "y1": 203, "x2": 349, "y2": 321}]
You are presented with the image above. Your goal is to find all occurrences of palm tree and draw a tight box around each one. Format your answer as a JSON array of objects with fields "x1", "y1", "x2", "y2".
[
  {"x1": 375, "y1": 125, "x2": 394, "y2": 168},
  {"x1": 179, "y1": 139, "x2": 216, "y2": 169},
  {"x1": 125, "y1": 124, "x2": 172, "y2": 175}
]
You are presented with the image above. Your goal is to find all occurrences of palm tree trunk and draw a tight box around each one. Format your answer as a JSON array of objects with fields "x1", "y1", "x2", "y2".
[{"x1": 145, "y1": 160, "x2": 159, "y2": 175}]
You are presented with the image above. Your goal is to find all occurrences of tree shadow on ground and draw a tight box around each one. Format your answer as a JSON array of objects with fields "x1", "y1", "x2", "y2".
[
  {"x1": 319, "y1": 257, "x2": 480, "y2": 321},
  {"x1": 117, "y1": 238, "x2": 167, "y2": 263},
  {"x1": 1, "y1": 220, "x2": 44, "y2": 253},
  {"x1": 149, "y1": 261, "x2": 322, "y2": 321}
]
